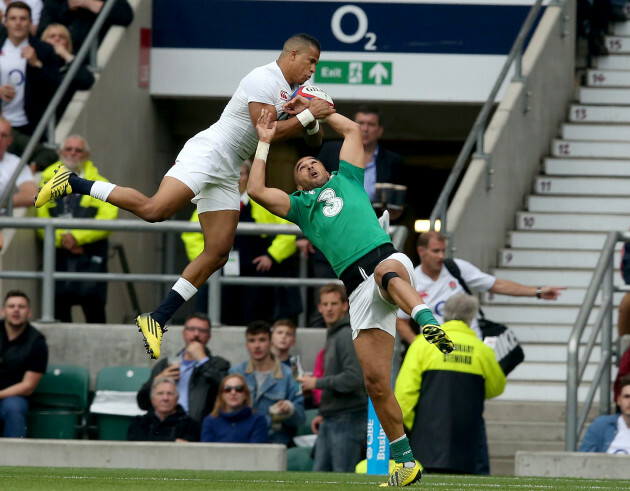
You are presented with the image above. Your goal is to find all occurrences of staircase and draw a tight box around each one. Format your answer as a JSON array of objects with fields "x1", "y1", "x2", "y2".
[{"x1": 480, "y1": 19, "x2": 630, "y2": 475}]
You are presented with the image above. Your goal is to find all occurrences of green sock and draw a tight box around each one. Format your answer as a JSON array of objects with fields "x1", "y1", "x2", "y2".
[
  {"x1": 413, "y1": 307, "x2": 438, "y2": 327},
  {"x1": 391, "y1": 436, "x2": 414, "y2": 464}
]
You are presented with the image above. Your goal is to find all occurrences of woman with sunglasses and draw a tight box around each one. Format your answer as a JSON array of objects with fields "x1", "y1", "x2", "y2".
[{"x1": 200, "y1": 374, "x2": 268, "y2": 443}]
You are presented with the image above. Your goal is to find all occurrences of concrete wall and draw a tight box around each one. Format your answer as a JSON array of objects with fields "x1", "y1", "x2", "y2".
[
  {"x1": 0, "y1": 439, "x2": 286, "y2": 471},
  {"x1": 516, "y1": 451, "x2": 630, "y2": 479},
  {"x1": 36, "y1": 323, "x2": 326, "y2": 390},
  {"x1": 446, "y1": 1, "x2": 576, "y2": 270}
]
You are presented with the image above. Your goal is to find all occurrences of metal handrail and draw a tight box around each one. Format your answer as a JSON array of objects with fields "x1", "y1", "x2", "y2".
[
  {"x1": 0, "y1": 217, "x2": 407, "y2": 326},
  {"x1": 429, "y1": 0, "x2": 545, "y2": 244},
  {"x1": 565, "y1": 231, "x2": 630, "y2": 450},
  {"x1": 0, "y1": 0, "x2": 117, "y2": 210}
]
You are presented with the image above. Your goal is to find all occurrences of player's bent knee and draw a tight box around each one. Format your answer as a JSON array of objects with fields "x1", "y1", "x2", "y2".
[{"x1": 380, "y1": 271, "x2": 400, "y2": 291}]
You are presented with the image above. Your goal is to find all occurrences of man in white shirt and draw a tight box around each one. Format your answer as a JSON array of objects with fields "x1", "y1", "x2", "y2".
[
  {"x1": 397, "y1": 231, "x2": 565, "y2": 342},
  {"x1": 34, "y1": 33, "x2": 335, "y2": 360}
]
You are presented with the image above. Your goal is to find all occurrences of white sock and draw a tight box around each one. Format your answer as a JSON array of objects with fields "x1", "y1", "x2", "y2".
[
  {"x1": 90, "y1": 181, "x2": 116, "y2": 202},
  {"x1": 172, "y1": 277, "x2": 198, "y2": 301},
  {"x1": 410, "y1": 304, "x2": 430, "y2": 319}
]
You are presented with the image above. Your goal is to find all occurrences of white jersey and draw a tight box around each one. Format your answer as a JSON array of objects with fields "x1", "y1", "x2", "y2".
[
  {"x1": 0, "y1": 151, "x2": 34, "y2": 195},
  {"x1": 397, "y1": 258, "x2": 496, "y2": 338},
  {"x1": 0, "y1": 38, "x2": 28, "y2": 128},
  {"x1": 181, "y1": 61, "x2": 306, "y2": 179}
]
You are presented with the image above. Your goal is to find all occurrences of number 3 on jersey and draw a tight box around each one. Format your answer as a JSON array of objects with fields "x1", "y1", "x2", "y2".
[{"x1": 317, "y1": 188, "x2": 344, "y2": 217}]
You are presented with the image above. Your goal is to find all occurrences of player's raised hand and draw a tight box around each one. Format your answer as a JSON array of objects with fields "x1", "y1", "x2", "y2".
[
  {"x1": 308, "y1": 98, "x2": 336, "y2": 120},
  {"x1": 282, "y1": 95, "x2": 309, "y2": 114},
  {"x1": 255, "y1": 108, "x2": 277, "y2": 143}
]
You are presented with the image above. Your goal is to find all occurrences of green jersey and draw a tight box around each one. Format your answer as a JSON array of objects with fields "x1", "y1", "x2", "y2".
[{"x1": 285, "y1": 160, "x2": 392, "y2": 276}]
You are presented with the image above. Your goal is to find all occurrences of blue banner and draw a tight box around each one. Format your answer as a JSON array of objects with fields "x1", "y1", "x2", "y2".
[
  {"x1": 366, "y1": 398, "x2": 390, "y2": 475},
  {"x1": 153, "y1": 0, "x2": 533, "y2": 55}
]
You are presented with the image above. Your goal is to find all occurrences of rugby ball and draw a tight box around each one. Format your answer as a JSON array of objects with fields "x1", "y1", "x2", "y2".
[{"x1": 290, "y1": 86, "x2": 334, "y2": 107}]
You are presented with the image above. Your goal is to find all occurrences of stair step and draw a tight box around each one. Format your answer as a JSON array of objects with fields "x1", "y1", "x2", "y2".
[
  {"x1": 496, "y1": 381, "x2": 603, "y2": 402},
  {"x1": 516, "y1": 211, "x2": 630, "y2": 231},
  {"x1": 510, "y1": 359, "x2": 601, "y2": 377},
  {"x1": 483, "y1": 304, "x2": 616, "y2": 325},
  {"x1": 561, "y1": 122, "x2": 630, "y2": 141},
  {"x1": 586, "y1": 69, "x2": 630, "y2": 88},
  {"x1": 613, "y1": 21, "x2": 630, "y2": 37},
  {"x1": 488, "y1": 457, "x2": 514, "y2": 477},
  {"x1": 487, "y1": 421, "x2": 566, "y2": 442},
  {"x1": 498, "y1": 248, "x2": 602, "y2": 268},
  {"x1": 534, "y1": 175, "x2": 630, "y2": 195},
  {"x1": 489, "y1": 440, "x2": 565, "y2": 457},
  {"x1": 484, "y1": 287, "x2": 624, "y2": 306},
  {"x1": 509, "y1": 324, "x2": 599, "y2": 343},
  {"x1": 490, "y1": 268, "x2": 626, "y2": 288},
  {"x1": 527, "y1": 194, "x2": 630, "y2": 213},
  {"x1": 551, "y1": 138, "x2": 630, "y2": 158},
  {"x1": 484, "y1": 400, "x2": 600, "y2": 422},
  {"x1": 593, "y1": 54, "x2": 630, "y2": 70},
  {"x1": 507, "y1": 231, "x2": 609, "y2": 250},
  {"x1": 544, "y1": 157, "x2": 630, "y2": 176},
  {"x1": 578, "y1": 87, "x2": 630, "y2": 105},
  {"x1": 569, "y1": 104, "x2": 630, "y2": 123},
  {"x1": 604, "y1": 35, "x2": 630, "y2": 54}
]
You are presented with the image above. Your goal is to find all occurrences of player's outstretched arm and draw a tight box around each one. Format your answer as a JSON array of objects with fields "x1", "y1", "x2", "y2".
[
  {"x1": 326, "y1": 112, "x2": 364, "y2": 169},
  {"x1": 490, "y1": 278, "x2": 565, "y2": 300},
  {"x1": 248, "y1": 109, "x2": 292, "y2": 218}
]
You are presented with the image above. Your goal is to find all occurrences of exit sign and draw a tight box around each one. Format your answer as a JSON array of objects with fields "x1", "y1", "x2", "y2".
[{"x1": 314, "y1": 61, "x2": 392, "y2": 85}]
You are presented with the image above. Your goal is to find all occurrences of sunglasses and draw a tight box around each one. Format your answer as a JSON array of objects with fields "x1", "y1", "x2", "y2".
[{"x1": 223, "y1": 385, "x2": 245, "y2": 393}]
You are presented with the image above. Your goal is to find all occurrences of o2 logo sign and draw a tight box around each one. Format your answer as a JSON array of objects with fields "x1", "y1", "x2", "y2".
[{"x1": 331, "y1": 5, "x2": 377, "y2": 51}]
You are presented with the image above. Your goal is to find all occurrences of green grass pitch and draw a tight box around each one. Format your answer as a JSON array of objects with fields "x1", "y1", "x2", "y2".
[{"x1": 1, "y1": 467, "x2": 630, "y2": 490}]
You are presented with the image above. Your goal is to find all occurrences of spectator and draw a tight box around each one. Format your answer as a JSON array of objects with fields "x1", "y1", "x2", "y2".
[
  {"x1": 40, "y1": 22, "x2": 94, "y2": 120},
  {"x1": 0, "y1": 290, "x2": 48, "y2": 438},
  {"x1": 35, "y1": 134, "x2": 117, "y2": 323},
  {"x1": 0, "y1": 116, "x2": 37, "y2": 207},
  {"x1": 298, "y1": 283, "x2": 367, "y2": 473},
  {"x1": 38, "y1": 0, "x2": 133, "y2": 53},
  {"x1": 397, "y1": 231, "x2": 565, "y2": 343},
  {"x1": 395, "y1": 293, "x2": 506, "y2": 474},
  {"x1": 1, "y1": 1, "x2": 60, "y2": 169},
  {"x1": 200, "y1": 373, "x2": 268, "y2": 444},
  {"x1": 137, "y1": 312, "x2": 229, "y2": 425},
  {"x1": 127, "y1": 377, "x2": 200, "y2": 442},
  {"x1": 0, "y1": 1, "x2": 42, "y2": 35},
  {"x1": 182, "y1": 160, "x2": 301, "y2": 324},
  {"x1": 271, "y1": 318, "x2": 302, "y2": 370},
  {"x1": 618, "y1": 243, "x2": 630, "y2": 339},
  {"x1": 579, "y1": 374, "x2": 630, "y2": 453},
  {"x1": 311, "y1": 346, "x2": 324, "y2": 406},
  {"x1": 229, "y1": 320, "x2": 305, "y2": 446}
]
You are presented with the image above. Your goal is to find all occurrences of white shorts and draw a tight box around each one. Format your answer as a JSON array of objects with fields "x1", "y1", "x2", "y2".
[
  {"x1": 348, "y1": 252, "x2": 416, "y2": 340},
  {"x1": 164, "y1": 133, "x2": 242, "y2": 213}
]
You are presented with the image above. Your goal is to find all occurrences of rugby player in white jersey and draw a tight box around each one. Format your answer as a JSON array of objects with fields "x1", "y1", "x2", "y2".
[{"x1": 34, "y1": 33, "x2": 335, "y2": 360}]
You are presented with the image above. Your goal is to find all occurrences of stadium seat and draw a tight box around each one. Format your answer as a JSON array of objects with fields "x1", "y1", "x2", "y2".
[
  {"x1": 296, "y1": 408, "x2": 319, "y2": 436},
  {"x1": 26, "y1": 364, "x2": 89, "y2": 439},
  {"x1": 91, "y1": 366, "x2": 150, "y2": 441},
  {"x1": 287, "y1": 445, "x2": 314, "y2": 472}
]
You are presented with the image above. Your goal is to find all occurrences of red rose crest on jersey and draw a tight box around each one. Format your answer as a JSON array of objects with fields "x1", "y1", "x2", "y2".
[
  {"x1": 419, "y1": 290, "x2": 428, "y2": 300},
  {"x1": 449, "y1": 281, "x2": 457, "y2": 289}
]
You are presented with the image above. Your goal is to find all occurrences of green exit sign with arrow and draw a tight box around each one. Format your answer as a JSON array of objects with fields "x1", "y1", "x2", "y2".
[{"x1": 314, "y1": 61, "x2": 392, "y2": 85}]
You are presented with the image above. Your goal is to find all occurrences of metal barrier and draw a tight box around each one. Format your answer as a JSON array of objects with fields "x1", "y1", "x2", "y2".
[
  {"x1": 565, "y1": 231, "x2": 630, "y2": 450},
  {"x1": 0, "y1": 217, "x2": 407, "y2": 327}
]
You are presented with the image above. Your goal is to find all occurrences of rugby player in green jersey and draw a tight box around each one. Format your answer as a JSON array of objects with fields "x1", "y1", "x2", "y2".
[{"x1": 248, "y1": 105, "x2": 454, "y2": 487}]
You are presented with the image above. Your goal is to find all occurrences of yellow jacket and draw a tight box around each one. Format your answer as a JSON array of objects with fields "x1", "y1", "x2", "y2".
[
  {"x1": 36, "y1": 161, "x2": 118, "y2": 246},
  {"x1": 395, "y1": 320, "x2": 506, "y2": 430},
  {"x1": 181, "y1": 199, "x2": 297, "y2": 263}
]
